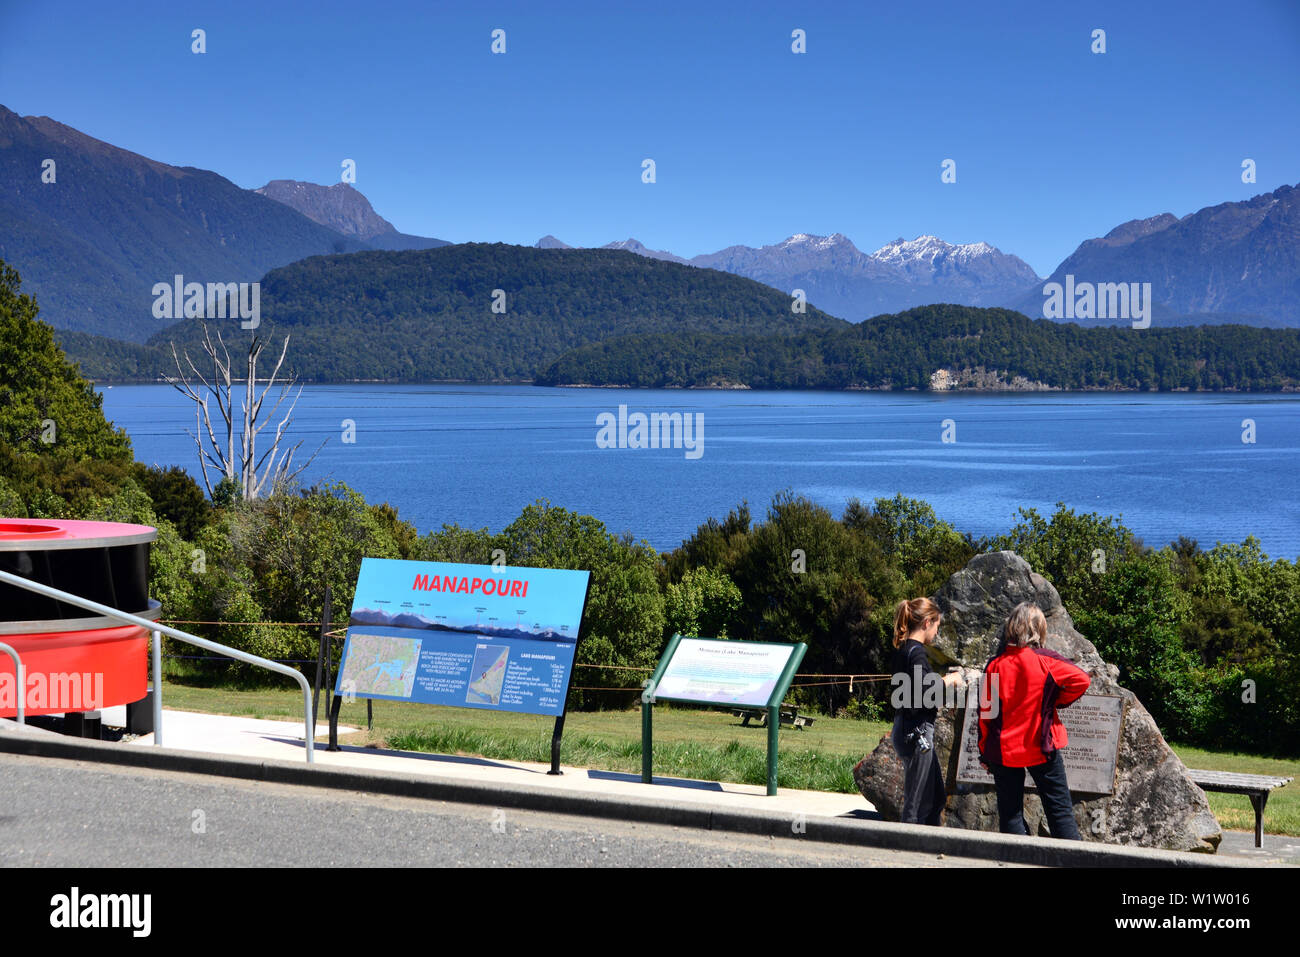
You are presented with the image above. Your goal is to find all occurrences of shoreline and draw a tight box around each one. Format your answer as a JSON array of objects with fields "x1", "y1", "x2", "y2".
[{"x1": 87, "y1": 379, "x2": 1300, "y2": 394}]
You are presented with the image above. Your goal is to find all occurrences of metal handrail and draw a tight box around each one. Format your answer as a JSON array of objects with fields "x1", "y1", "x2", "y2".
[
  {"x1": 0, "y1": 569, "x2": 314, "y2": 763},
  {"x1": 0, "y1": 642, "x2": 24, "y2": 725}
]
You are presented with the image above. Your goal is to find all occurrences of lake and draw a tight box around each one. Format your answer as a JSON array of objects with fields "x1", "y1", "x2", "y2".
[{"x1": 97, "y1": 386, "x2": 1300, "y2": 559}]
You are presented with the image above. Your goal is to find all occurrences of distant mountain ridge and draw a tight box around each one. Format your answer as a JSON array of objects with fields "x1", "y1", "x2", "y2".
[
  {"x1": 601, "y1": 238, "x2": 691, "y2": 264},
  {"x1": 0, "y1": 105, "x2": 372, "y2": 341},
  {"x1": 536, "y1": 231, "x2": 1042, "y2": 320},
  {"x1": 255, "y1": 179, "x2": 450, "y2": 251},
  {"x1": 349, "y1": 607, "x2": 572, "y2": 642},
  {"x1": 1015, "y1": 184, "x2": 1300, "y2": 326}
]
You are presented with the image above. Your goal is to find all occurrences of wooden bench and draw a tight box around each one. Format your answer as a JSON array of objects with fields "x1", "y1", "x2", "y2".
[
  {"x1": 734, "y1": 707, "x2": 815, "y2": 729},
  {"x1": 1187, "y1": 769, "x2": 1293, "y2": 847}
]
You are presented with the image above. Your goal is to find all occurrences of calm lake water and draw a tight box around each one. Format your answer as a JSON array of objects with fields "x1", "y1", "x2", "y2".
[{"x1": 97, "y1": 386, "x2": 1300, "y2": 559}]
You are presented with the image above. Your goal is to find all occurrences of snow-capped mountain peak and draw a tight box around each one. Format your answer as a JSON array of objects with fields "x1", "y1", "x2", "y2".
[
  {"x1": 537, "y1": 227, "x2": 1041, "y2": 320},
  {"x1": 868, "y1": 234, "x2": 1010, "y2": 267},
  {"x1": 780, "y1": 232, "x2": 855, "y2": 251},
  {"x1": 872, "y1": 234, "x2": 949, "y2": 262}
]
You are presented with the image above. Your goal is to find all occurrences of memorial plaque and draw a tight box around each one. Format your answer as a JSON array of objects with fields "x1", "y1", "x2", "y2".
[{"x1": 954, "y1": 683, "x2": 1126, "y2": 794}]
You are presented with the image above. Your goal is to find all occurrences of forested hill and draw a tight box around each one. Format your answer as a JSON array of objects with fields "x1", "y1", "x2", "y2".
[
  {"x1": 120, "y1": 244, "x2": 843, "y2": 382},
  {"x1": 536, "y1": 305, "x2": 1300, "y2": 391}
]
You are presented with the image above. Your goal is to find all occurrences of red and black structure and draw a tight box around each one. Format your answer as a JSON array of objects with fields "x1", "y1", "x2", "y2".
[{"x1": 0, "y1": 519, "x2": 159, "y2": 728}]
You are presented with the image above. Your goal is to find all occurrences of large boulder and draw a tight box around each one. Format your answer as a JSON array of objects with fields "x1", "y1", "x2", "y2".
[{"x1": 853, "y1": 551, "x2": 1221, "y2": 852}]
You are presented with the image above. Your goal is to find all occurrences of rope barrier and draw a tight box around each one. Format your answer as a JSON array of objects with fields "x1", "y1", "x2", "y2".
[
  {"x1": 161, "y1": 619, "x2": 321, "y2": 627},
  {"x1": 159, "y1": 620, "x2": 894, "y2": 684},
  {"x1": 160, "y1": 655, "x2": 891, "y2": 683},
  {"x1": 163, "y1": 654, "x2": 321, "y2": 664}
]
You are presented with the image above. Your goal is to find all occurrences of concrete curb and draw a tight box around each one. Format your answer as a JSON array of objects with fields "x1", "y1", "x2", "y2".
[{"x1": 0, "y1": 729, "x2": 1237, "y2": 868}]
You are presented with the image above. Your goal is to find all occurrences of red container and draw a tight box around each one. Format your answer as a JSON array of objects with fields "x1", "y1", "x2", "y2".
[{"x1": 0, "y1": 518, "x2": 158, "y2": 718}]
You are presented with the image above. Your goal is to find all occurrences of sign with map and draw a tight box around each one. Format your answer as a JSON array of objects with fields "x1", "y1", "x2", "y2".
[{"x1": 335, "y1": 558, "x2": 590, "y2": 717}]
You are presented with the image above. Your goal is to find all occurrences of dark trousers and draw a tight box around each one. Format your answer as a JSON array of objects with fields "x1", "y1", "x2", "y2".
[
  {"x1": 991, "y1": 750, "x2": 1081, "y2": 840},
  {"x1": 893, "y1": 720, "x2": 945, "y2": 826}
]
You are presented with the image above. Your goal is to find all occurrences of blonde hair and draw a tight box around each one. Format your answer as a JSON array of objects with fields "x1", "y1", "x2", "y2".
[
  {"x1": 1004, "y1": 602, "x2": 1047, "y2": 648},
  {"x1": 893, "y1": 597, "x2": 941, "y2": 648}
]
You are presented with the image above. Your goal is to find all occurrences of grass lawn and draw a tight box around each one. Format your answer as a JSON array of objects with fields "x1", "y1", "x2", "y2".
[{"x1": 154, "y1": 681, "x2": 1299, "y2": 836}]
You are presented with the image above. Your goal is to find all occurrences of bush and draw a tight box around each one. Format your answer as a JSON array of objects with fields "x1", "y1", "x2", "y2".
[
  {"x1": 663, "y1": 566, "x2": 743, "y2": 640},
  {"x1": 838, "y1": 696, "x2": 887, "y2": 722},
  {"x1": 1194, "y1": 660, "x2": 1300, "y2": 757},
  {"x1": 495, "y1": 501, "x2": 666, "y2": 710},
  {"x1": 1072, "y1": 552, "x2": 1208, "y2": 740},
  {"x1": 992, "y1": 502, "x2": 1141, "y2": 611},
  {"x1": 136, "y1": 464, "x2": 210, "y2": 539},
  {"x1": 170, "y1": 482, "x2": 411, "y2": 681}
]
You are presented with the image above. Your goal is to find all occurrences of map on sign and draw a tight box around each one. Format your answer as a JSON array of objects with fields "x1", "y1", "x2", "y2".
[
  {"x1": 338, "y1": 633, "x2": 421, "y2": 698},
  {"x1": 466, "y1": 645, "x2": 510, "y2": 705}
]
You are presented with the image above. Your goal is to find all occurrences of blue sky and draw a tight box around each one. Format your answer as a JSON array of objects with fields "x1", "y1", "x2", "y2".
[{"x1": 2, "y1": 0, "x2": 1297, "y2": 275}]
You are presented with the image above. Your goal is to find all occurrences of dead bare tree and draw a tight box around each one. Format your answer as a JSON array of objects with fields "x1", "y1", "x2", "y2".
[{"x1": 166, "y1": 324, "x2": 324, "y2": 500}]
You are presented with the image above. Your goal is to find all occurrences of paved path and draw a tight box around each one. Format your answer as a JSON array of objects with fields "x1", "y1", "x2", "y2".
[
  {"x1": 124, "y1": 708, "x2": 868, "y2": 822},
  {"x1": 0, "y1": 753, "x2": 1017, "y2": 868}
]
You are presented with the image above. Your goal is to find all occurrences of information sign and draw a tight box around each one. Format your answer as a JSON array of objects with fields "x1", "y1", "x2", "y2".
[{"x1": 334, "y1": 559, "x2": 590, "y2": 717}]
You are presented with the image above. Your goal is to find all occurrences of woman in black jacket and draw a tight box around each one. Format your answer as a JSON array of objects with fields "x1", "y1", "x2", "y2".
[{"x1": 889, "y1": 597, "x2": 962, "y2": 825}]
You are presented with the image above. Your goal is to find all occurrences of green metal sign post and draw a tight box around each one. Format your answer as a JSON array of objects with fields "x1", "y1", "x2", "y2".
[{"x1": 641, "y1": 633, "x2": 807, "y2": 796}]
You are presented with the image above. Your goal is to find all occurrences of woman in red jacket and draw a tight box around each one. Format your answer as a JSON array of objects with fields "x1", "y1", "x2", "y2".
[{"x1": 977, "y1": 601, "x2": 1090, "y2": 839}]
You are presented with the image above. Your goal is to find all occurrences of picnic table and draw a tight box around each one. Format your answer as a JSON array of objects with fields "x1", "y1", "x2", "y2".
[
  {"x1": 733, "y1": 706, "x2": 815, "y2": 729},
  {"x1": 1187, "y1": 769, "x2": 1293, "y2": 847}
]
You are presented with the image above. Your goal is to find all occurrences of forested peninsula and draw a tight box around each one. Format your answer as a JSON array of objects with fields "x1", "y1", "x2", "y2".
[{"x1": 537, "y1": 306, "x2": 1300, "y2": 392}]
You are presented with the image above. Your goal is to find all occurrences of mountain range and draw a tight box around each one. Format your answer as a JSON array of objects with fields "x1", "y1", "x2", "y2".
[
  {"x1": 1012, "y1": 187, "x2": 1300, "y2": 326},
  {"x1": 0, "y1": 107, "x2": 442, "y2": 342},
  {"x1": 349, "y1": 607, "x2": 572, "y2": 642},
  {"x1": 530, "y1": 232, "x2": 1041, "y2": 320},
  {"x1": 1, "y1": 104, "x2": 1296, "y2": 343},
  {"x1": 539, "y1": 194, "x2": 1300, "y2": 327}
]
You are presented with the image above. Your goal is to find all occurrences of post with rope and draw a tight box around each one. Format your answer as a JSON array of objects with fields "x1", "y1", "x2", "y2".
[
  {"x1": 548, "y1": 577, "x2": 591, "y2": 775},
  {"x1": 312, "y1": 585, "x2": 331, "y2": 727}
]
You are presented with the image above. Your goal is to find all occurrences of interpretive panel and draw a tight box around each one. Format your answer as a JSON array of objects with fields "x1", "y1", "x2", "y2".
[
  {"x1": 334, "y1": 558, "x2": 590, "y2": 717},
  {"x1": 654, "y1": 638, "x2": 796, "y2": 707}
]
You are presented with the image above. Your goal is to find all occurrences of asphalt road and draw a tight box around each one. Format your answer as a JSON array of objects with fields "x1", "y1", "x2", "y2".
[{"x1": 0, "y1": 752, "x2": 1023, "y2": 868}]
